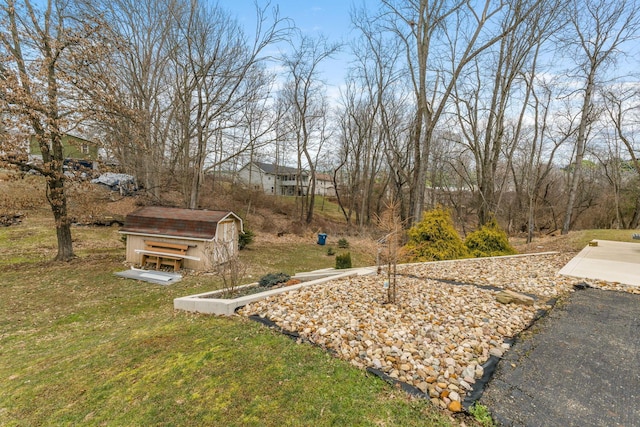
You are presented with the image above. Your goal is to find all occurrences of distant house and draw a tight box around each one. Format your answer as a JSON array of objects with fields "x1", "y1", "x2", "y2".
[
  {"x1": 29, "y1": 133, "x2": 99, "y2": 169},
  {"x1": 315, "y1": 173, "x2": 336, "y2": 197},
  {"x1": 120, "y1": 206, "x2": 243, "y2": 271},
  {"x1": 238, "y1": 161, "x2": 309, "y2": 196}
]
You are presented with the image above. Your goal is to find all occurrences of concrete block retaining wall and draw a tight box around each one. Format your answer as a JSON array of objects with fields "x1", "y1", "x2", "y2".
[{"x1": 174, "y1": 267, "x2": 376, "y2": 316}]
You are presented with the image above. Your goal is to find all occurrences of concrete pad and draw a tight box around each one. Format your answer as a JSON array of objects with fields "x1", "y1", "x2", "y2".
[
  {"x1": 558, "y1": 239, "x2": 640, "y2": 286},
  {"x1": 114, "y1": 268, "x2": 182, "y2": 285}
]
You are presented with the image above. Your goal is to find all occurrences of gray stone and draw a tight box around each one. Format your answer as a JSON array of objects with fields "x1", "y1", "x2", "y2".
[{"x1": 495, "y1": 290, "x2": 534, "y2": 306}]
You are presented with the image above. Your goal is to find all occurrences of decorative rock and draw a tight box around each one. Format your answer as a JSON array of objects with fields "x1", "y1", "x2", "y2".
[
  {"x1": 416, "y1": 382, "x2": 429, "y2": 393},
  {"x1": 495, "y1": 290, "x2": 534, "y2": 306},
  {"x1": 448, "y1": 401, "x2": 462, "y2": 412},
  {"x1": 461, "y1": 366, "x2": 475, "y2": 379},
  {"x1": 459, "y1": 379, "x2": 472, "y2": 390},
  {"x1": 428, "y1": 387, "x2": 439, "y2": 398},
  {"x1": 489, "y1": 347, "x2": 504, "y2": 358},
  {"x1": 238, "y1": 253, "x2": 584, "y2": 415}
]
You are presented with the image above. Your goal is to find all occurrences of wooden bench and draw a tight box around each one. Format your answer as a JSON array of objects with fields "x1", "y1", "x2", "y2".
[{"x1": 138, "y1": 241, "x2": 190, "y2": 272}]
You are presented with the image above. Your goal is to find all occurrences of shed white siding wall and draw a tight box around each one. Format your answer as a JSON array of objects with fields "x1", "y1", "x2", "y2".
[{"x1": 122, "y1": 217, "x2": 241, "y2": 271}]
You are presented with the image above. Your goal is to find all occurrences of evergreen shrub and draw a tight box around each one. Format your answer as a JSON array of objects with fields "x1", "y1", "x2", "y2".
[
  {"x1": 335, "y1": 252, "x2": 352, "y2": 269},
  {"x1": 403, "y1": 207, "x2": 470, "y2": 262},
  {"x1": 258, "y1": 272, "x2": 290, "y2": 288},
  {"x1": 464, "y1": 217, "x2": 517, "y2": 258},
  {"x1": 238, "y1": 228, "x2": 255, "y2": 250},
  {"x1": 337, "y1": 238, "x2": 349, "y2": 249}
]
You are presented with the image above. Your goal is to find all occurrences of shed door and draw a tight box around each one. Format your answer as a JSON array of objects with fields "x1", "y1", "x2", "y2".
[{"x1": 216, "y1": 221, "x2": 236, "y2": 261}]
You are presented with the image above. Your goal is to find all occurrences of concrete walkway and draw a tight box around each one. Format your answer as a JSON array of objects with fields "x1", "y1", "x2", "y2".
[
  {"x1": 559, "y1": 239, "x2": 640, "y2": 286},
  {"x1": 480, "y1": 241, "x2": 640, "y2": 426}
]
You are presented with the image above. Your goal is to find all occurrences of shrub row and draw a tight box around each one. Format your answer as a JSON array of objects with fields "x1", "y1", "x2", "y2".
[{"x1": 404, "y1": 207, "x2": 516, "y2": 262}]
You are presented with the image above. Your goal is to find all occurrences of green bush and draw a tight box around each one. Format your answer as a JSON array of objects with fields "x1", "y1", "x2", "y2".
[
  {"x1": 335, "y1": 252, "x2": 352, "y2": 269},
  {"x1": 326, "y1": 246, "x2": 335, "y2": 256},
  {"x1": 238, "y1": 228, "x2": 255, "y2": 250},
  {"x1": 258, "y1": 272, "x2": 290, "y2": 288},
  {"x1": 465, "y1": 217, "x2": 517, "y2": 258},
  {"x1": 337, "y1": 238, "x2": 349, "y2": 249},
  {"x1": 403, "y1": 207, "x2": 470, "y2": 262}
]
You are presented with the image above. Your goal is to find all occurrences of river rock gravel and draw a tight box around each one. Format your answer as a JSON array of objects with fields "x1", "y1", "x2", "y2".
[{"x1": 238, "y1": 252, "x2": 633, "y2": 412}]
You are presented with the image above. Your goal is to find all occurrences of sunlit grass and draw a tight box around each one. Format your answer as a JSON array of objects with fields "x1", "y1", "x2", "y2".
[
  {"x1": 567, "y1": 228, "x2": 640, "y2": 249},
  {"x1": 0, "y1": 212, "x2": 454, "y2": 427}
]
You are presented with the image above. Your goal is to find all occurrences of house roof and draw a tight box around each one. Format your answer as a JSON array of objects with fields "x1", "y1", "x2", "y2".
[
  {"x1": 253, "y1": 161, "x2": 308, "y2": 176},
  {"x1": 120, "y1": 206, "x2": 242, "y2": 240}
]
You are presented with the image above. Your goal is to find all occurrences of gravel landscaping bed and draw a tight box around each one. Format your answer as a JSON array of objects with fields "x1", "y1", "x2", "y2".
[{"x1": 238, "y1": 252, "x2": 636, "y2": 413}]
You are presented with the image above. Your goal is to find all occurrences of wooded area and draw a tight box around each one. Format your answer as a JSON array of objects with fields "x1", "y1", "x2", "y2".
[{"x1": 1, "y1": 0, "x2": 639, "y2": 260}]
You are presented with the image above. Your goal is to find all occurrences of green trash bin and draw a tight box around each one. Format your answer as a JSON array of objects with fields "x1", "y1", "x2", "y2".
[{"x1": 317, "y1": 233, "x2": 327, "y2": 245}]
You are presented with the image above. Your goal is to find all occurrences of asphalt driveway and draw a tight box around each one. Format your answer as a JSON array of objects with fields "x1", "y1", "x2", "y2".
[{"x1": 479, "y1": 287, "x2": 640, "y2": 427}]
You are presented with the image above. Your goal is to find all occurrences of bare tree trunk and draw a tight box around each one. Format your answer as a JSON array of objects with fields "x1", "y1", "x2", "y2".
[
  {"x1": 561, "y1": 0, "x2": 639, "y2": 234},
  {"x1": 0, "y1": 0, "x2": 88, "y2": 261},
  {"x1": 562, "y1": 69, "x2": 595, "y2": 234}
]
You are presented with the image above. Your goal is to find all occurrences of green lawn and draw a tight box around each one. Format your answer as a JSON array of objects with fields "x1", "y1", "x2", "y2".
[
  {"x1": 566, "y1": 228, "x2": 640, "y2": 249},
  {"x1": 0, "y1": 214, "x2": 454, "y2": 426}
]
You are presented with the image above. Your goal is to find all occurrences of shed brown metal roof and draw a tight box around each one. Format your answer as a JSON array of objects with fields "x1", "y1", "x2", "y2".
[{"x1": 120, "y1": 206, "x2": 240, "y2": 240}]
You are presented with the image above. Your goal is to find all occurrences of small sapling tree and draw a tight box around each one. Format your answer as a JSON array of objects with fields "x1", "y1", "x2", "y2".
[{"x1": 376, "y1": 200, "x2": 404, "y2": 304}]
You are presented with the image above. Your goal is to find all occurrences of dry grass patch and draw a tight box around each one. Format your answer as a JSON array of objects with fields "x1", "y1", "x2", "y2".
[{"x1": 0, "y1": 211, "x2": 460, "y2": 427}]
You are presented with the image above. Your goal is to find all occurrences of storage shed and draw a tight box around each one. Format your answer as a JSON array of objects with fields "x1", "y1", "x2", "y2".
[{"x1": 120, "y1": 206, "x2": 243, "y2": 271}]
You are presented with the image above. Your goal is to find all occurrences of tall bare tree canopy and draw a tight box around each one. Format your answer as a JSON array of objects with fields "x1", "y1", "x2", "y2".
[{"x1": 560, "y1": 0, "x2": 640, "y2": 234}]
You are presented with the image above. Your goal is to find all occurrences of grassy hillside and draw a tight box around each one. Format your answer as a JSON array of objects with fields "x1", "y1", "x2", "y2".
[
  {"x1": 0, "y1": 210, "x2": 456, "y2": 426},
  {"x1": 2, "y1": 169, "x2": 638, "y2": 425}
]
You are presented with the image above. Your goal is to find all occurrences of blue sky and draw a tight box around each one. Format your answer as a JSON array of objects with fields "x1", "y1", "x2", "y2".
[
  {"x1": 221, "y1": 0, "x2": 357, "y2": 89},
  {"x1": 227, "y1": 0, "x2": 353, "y2": 39}
]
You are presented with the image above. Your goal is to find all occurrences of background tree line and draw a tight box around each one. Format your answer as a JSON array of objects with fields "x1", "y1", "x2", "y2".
[{"x1": 1, "y1": 0, "x2": 639, "y2": 260}]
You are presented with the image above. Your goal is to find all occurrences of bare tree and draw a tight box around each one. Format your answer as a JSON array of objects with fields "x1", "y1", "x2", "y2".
[
  {"x1": 215, "y1": 245, "x2": 248, "y2": 298},
  {"x1": 603, "y1": 85, "x2": 640, "y2": 227},
  {"x1": 279, "y1": 34, "x2": 340, "y2": 224},
  {"x1": 335, "y1": 79, "x2": 391, "y2": 227},
  {"x1": 376, "y1": 200, "x2": 404, "y2": 304},
  {"x1": 379, "y1": 0, "x2": 546, "y2": 226},
  {"x1": 560, "y1": 0, "x2": 640, "y2": 234},
  {"x1": 454, "y1": 0, "x2": 566, "y2": 227},
  {"x1": 336, "y1": 7, "x2": 411, "y2": 227},
  {"x1": 0, "y1": 0, "x2": 111, "y2": 260},
  {"x1": 169, "y1": 1, "x2": 290, "y2": 209},
  {"x1": 94, "y1": 0, "x2": 180, "y2": 200}
]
